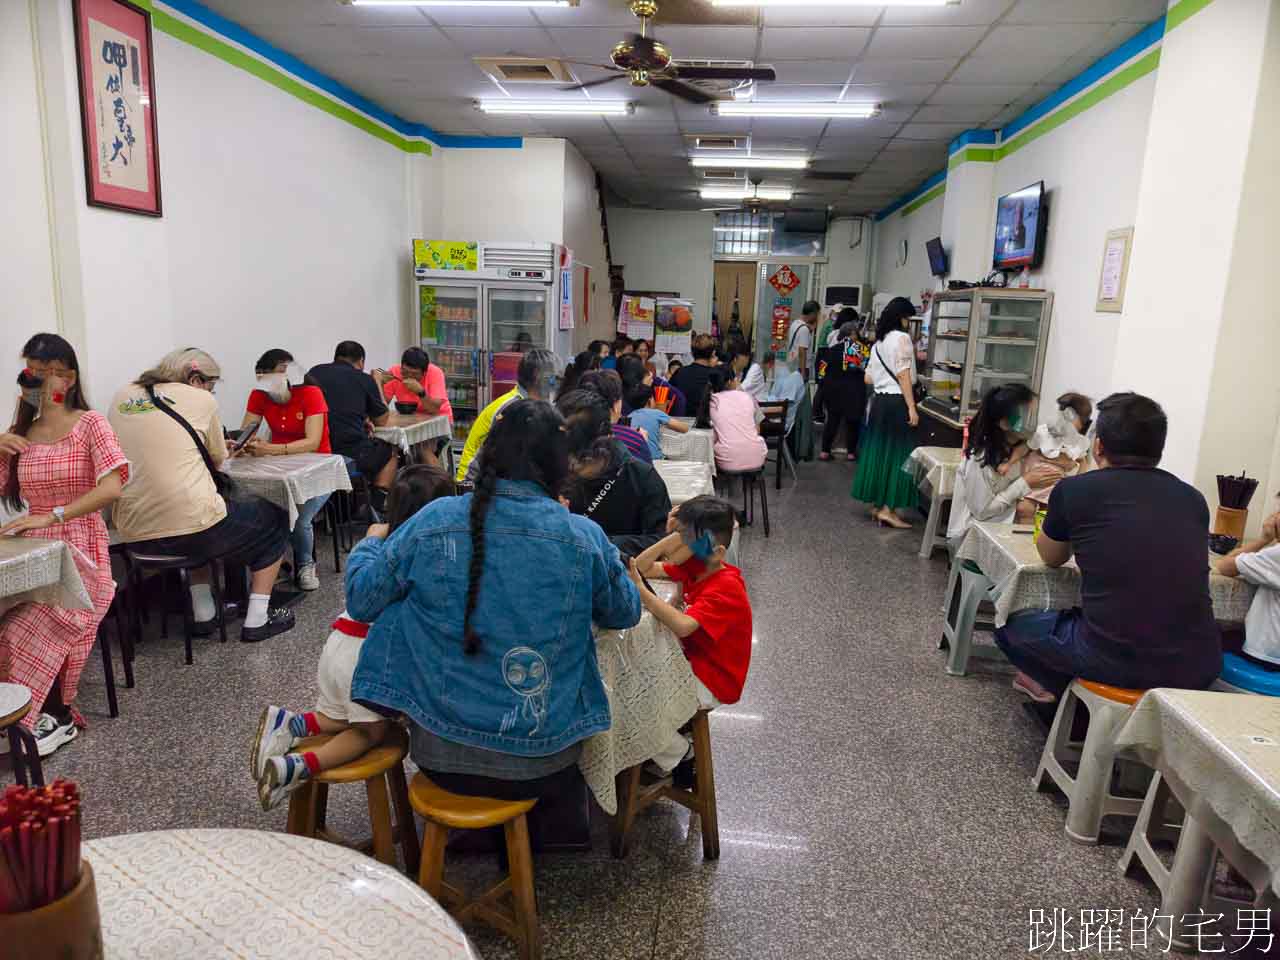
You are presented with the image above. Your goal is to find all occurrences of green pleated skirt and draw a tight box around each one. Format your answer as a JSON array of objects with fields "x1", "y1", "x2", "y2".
[{"x1": 850, "y1": 393, "x2": 919, "y2": 511}]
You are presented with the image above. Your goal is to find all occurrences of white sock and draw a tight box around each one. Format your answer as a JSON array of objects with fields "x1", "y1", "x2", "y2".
[
  {"x1": 190, "y1": 583, "x2": 216, "y2": 622},
  {"x1": 245, "y1": 594, "x2": 271, "y2": 629}
]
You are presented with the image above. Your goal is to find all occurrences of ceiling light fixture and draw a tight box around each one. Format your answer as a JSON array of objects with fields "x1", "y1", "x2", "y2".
[
  {"x1": 713, "y1": 226, "x2": 770, "y2": 234},
  {"x1": 713, "y1": 102, "x2": 879, "y2": 119},
  {"x1": 712, "y1": 0, "x2": 951, "y2": 6},
  {"x1": 700, "y1": 186, "x2": 793, "y2": 201},
  {"x1": 477, "y1": 100, "x2": 634, "y2": 115},
  {"x1": 350, "y1": 1, "x2": 572, "y2": 7},
  {"x1": 690, "y1": 155, "x2": 808, "y2": 170}
]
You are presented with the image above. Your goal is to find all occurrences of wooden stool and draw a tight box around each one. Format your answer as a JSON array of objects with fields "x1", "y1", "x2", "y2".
[
  {"x1": 611, "y1": 709, "x2": 720, "y2": 860},
  {"x1": 1034, "y1": 679, "x2": 1146, "y2": 844},
  {"x1": 0, "y1": 683, "x2": 43, "y2": 787},
  {"x1": 409, "y1": 773, "x2": 541, "y2": 960},
  {"x1": 285, "y1": 726, "x2": 419, "y2": 875}
]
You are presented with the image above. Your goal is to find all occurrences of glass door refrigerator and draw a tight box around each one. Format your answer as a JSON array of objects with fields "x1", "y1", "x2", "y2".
[{"x1": 416, "y1": 281, "x2": 482, "y2": 445}]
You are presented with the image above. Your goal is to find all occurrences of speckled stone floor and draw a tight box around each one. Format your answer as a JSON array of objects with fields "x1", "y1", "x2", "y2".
[{"x1": 38, "y1": 460, "x2": 1178, "y2": 959}]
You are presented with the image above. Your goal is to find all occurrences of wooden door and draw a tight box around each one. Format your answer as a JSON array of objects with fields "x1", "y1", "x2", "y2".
[{"x1": 714, "y1": 261, "x2": 758, "y2": 346}]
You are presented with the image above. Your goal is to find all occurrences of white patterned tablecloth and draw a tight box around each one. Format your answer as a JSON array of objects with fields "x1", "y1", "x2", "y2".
[
  {"x1": 956, "y1": 521, "x2": 1255, "y2": 627},
  {"x1": 374, "y1": 413, "x2": 451, "y2": 455},
  {"x1": 0, "y1": 537, "x2": 93, "y2": 617},
  {"x1": 661, "y1": 420, "x2": 716, "y2": 475},
  {"x1": 222, "y1": 453, "x2": 352, "y2": 530},
  {"x1": 85, "y1": 829, "x2": 477, "y2": 959},
  {"x1": 653, "y1": 460, "x2": 715, "y2": 506},
  {"x1": 1115, "y1": 690, "x2": 1280, "y2": 897},
  {"x1": 581, "y1": 581, "x2": 699, "y2": 815},
  {"x1": 905, "y1": 445, "x2": 962, "y2": 498}
]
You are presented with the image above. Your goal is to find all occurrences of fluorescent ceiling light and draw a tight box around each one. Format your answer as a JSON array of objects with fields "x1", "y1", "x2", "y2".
[
  {"x1": 713, "y1": 226, "x2": 770, "y2": 234},
  {"x1": 691, "y1": 155, "x2": 808, "y2": 170},
  {"x1": 714, "y1": 101, "x2": 878, "y2": 119},
  {"x1": 713, "y1": 0, "x2": 950, "y2": 6},
  {"x1": 352, "y1": 1, "x2": 571, "y2": 7},
  {"x1": 700, "y1": 186, "x2": 793, "y2": 201},
  {"x1": 477, "y1": 100, "x2": 633, "y2": 115}
]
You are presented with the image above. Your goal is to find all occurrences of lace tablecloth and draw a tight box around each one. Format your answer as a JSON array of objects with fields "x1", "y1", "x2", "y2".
[
  {"x1": 653, "y1": 460, "x2": 715, "y2": 506},
  {"x1": 956, "y1": 521, "x2": 1254, "y2": 627},
  {"x1": 661, "y1": 420, "x2": 716, "y2": 474},
  {"x1": 1115, "y1": 690, "x2": 1280, "y2": 897},
  {"x1": 581, "y1": 581, "x2": 699, "y2": 815},
  {"x1": 905, "y1": 445, "x2": 962, "y2": 497},
  {"x1": 222, "y1": 453, "x2": 352, "y2": 530},
  {"x1": 373, "y1": 413, "x2": 450, "y2": 454},
  {"x1": 85, "y1": 829, "x2": 476, "y2": 959},
  {"x1": 0, "y1": 537, "x2": 93, "y2": 617}
]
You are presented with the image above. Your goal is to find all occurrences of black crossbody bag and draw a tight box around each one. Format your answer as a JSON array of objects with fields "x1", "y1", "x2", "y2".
[
  {"x1": 874, "y1": 343, "x2": 927, "y2": 405},
  {"x1": 144, "y1": 385, "x2": 239, "y2": 501}
]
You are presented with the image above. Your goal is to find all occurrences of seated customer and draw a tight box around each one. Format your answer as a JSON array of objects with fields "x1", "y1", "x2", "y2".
[
  {"x1": 240, "y1": 348, "x2": 333, "y2": 591},
  {"x1": 1214, "y1": 503, "x2": 1280, "y2": 668},
  {"x1": 348, "y1": 400, "x2": 641, "y2": 803},
  {"x1": 454, "y1": 348, "x2": 560, "y2": 482},
  {"x1": 251, "y1": 464, "x2": 455, "y2": 808},
  {"x1": 702, "y1": 368, "x2": 766, "y2": 474},
  {"x1": 307, "y1": 341, "x2": 397, "y2": 512},
  {"x1": 629, "y1": 496, "x2": 752, "y2": 775},
  {"x1": 580, "y1": 369, "x2": 652, "y2": 464},
  {"x1": 557, "y1": 389, "x2": 671, "y2": 551},
  {"x1": 996, "y1": 392, "x2": 1221, "y2": 703},
  {"x1": 373, "y1": 347, "x2": 453, "y2": 422},
  {"x1": 627, "y1": 383, "x2": 688, "y2": 461}
]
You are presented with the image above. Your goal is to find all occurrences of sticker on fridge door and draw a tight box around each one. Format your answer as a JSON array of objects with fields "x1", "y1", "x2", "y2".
[
  {"x1": 768, "y1": 265, "x2": 800, "y2": 295},
  {"x1": 560, "y1": 268, "x2": 574, "y2": 330},
  {"x1": 414, "y1": 240, "x2": 478, "y2": 271},
  {"x1": 419, "y1": 286, "x2": 438, "y2": 342}
]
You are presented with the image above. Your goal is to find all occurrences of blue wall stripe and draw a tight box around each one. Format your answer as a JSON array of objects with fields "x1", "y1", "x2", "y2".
[
  {"x1": 874, "y1": 169, "x2": 946, "y2": 222},
  {"x1": 159, "y1": 0, "x2": 521, "y2": 149},
  {"x1": 947, "y1": 129, "x2": 997, "y2": 156}
]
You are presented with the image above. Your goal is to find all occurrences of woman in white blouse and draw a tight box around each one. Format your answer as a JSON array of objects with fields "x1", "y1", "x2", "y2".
[{"x1": 850, "y1": 298, "x2": 921, "y2": 528}]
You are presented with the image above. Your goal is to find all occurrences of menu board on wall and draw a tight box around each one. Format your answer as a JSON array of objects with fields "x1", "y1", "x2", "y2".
[{"x1": 655, "y1": 299, "x2": 694, "y2": 355}]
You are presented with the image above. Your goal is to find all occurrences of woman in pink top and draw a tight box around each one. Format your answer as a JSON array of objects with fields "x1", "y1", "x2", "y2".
[{"x1": 700, "y1": 368, "x2": 766, "y2": 473}]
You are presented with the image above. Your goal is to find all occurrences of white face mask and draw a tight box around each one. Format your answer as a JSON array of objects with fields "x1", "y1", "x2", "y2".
[{"x1": 257, "y1": 372, "x2": 292, "y2": 404}]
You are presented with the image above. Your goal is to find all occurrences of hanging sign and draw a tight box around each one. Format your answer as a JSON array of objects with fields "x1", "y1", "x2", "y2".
[
  {"x1": 413, "y1": 239, "x2": 478, "y2": 271},
  {"x1": 768, "y1": 264, "x2": 800, "y2": 295},
  {"x1": 771, "y1": 298, "x2": 792, "y2": 341}
]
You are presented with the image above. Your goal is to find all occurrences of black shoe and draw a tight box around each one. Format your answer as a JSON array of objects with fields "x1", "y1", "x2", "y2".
[
  {"x1": 240, "y1": 608, "x2": 296, "y2": 643},
  {"x1": 191, "y1": 617, "x2": 220, "y2": 638},
  {"x1": 672, "y1": 755, "x2": 697, "y2": 790}
]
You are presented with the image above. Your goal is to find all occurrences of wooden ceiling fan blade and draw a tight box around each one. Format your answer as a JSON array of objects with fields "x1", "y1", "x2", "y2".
[
  {"x1": 675, "y1": 66, "x2": 777, "y2": 82},
  {"x1": 562, "y1": 74, "x2": 629, "y2": 92},
  {"x1": 653, "y1": 77, "x2": 714, "y2": 104}
]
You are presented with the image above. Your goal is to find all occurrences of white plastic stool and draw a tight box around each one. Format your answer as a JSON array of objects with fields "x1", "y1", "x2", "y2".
[
  {"x1": 1034, "y1": 679, "x2": 1146, "y2": 843},
  {"x1": 938, "y1": 560, "x2": 998, "y2": 676}
]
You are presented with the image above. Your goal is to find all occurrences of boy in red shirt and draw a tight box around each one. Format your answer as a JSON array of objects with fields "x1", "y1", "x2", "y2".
[{"x1": 629, "y1": 495, "x2": 752, "y2": 777}]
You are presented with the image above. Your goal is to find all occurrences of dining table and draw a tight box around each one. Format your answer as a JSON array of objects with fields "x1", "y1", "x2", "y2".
[
  {"x1": 221, "y1": 452, "x2": 353, "y2": 531},
  {"x1": 955, "y1": 520, "x2": 1255, "y2": 627},
  {"x1": 84, "y1": 828, "x2": 478, "y2": 959},
  {"x1": 581, "y1": 581, "x2": 700, "y2": 815},
  {"x1": 373, "y1": 412, "x2": 451, "y2": 456},
  {"x1": 652, "y1": 459, "x2": 716, "y2": 506},
  {"x1": 661, "y1": 418, "x2": 716, "y2": 474},
  {"x1": 0, "y1": 535, "x2": 93, "y2": 618},
  {"x1": 905, "y1": 445, "x2": 963, "y2": 559}
]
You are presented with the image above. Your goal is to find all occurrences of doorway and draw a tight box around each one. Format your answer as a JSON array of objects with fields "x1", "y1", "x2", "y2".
[{"x1": 714, "y1": 261, "x2": 757, "y2": 347}]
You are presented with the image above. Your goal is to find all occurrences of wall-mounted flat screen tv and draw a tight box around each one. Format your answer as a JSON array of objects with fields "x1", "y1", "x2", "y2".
[
  {"x1": 925, "y1": 236, "x2": 948, "y2": 277},
  {"x1": 993, "y1": 180, "x2": 1047, "y2": 270}
]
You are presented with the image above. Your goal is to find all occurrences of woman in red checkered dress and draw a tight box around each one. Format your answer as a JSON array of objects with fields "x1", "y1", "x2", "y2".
[{"x1": 1, "y1": 334, "x2": 127, "y2": 755}]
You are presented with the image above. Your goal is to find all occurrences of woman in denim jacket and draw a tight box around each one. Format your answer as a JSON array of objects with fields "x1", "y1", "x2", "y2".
[{"x1": 348, "y1": 400, "x2": 641, "y2": 800}]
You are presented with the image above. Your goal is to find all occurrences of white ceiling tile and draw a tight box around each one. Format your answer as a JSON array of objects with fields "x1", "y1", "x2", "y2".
[
  {"x1": 879, "y1": 0, "x2": 1011, "y2": 27},
  {"x1": 745, "y1": 135, "x2": 819, "y2": 151},
  {"x1": 947, "y1": 56, "x2": 1069, "y2": 84},
  {"x1": 615, "y1": 105, "x2": 681, "y2": 132},
  {"x1": 927, "y1": 83, "x2": 1029, "y2": 106},
  {"x1": 760, "y1": 27, "x2": 873, "y2": 61},
  {"x1": 761, "y1": 6, "x2": 880, "y2": 27},
  {"x1": 1004, "y1": 0, "x2": 1168, "y2": 24},
  {"x1": 751, "y1": 84, "x2": 846, "y2": 102},
  {"x1": 821, "y1": 117, "x2": 906, "y2": 140},
  {"x1": 534, "y1": 0, "x2": 640, "y2": 28},
  {"x1": 745, "y1": 116, "x2": 828, "y2": 138},
  {"x1": 851, "y1": 58, "x2": 958, "y2": 84},
  {"x1": 986, "y1": 104, "x2": 1030, "y2": 129},
  {"x1": 418, "y1": 6, "x2": 540, "y2": 26},
  {"x1": 895, "y1": 122, "x2": 972, "y2": 141},
  {"x1": 528, "y1": 115, "x2": 617, "y2": 137},
  {"x1": 863, "y1": 26, "x2": 987, "y2": 59},
  {"x1": 841, "y1": 82, "x2": 938, "y2": 107},
  {"x1": 439, "y1": 26, "x2": 561, "y2": 58},
  {"x1": 767, "y1": 60, "x2": 855, "y2": 84},
  {"x1": 198, "y1": 0, "x2": 426, "y2": 27},
  {"x1": 911, "y1": 104, "x2": 997, "y2": 124},
  {"x1": 970, "y1": 23, "x2": 1112, "y2": 60},
  {"x1": 651, "y1": 27, "x2": 759, "y2": 61},
  {"x1": 548, "y1": 26, "x2": 630, "y2": 60}
]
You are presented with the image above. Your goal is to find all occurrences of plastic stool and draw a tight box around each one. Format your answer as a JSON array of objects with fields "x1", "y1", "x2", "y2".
[
  {"x1": 410, "y1": 773, "x2": 541, "y2": 960},
  {"x1": 1034, "y1": 679, "x2": 1146, "y2": 843},
  {"x1": 938, "y1": 560, "x2": 998, "y2": 676},
  {"x1": 1212, "y1": 653, "x2": 1280, "y2": 696}
]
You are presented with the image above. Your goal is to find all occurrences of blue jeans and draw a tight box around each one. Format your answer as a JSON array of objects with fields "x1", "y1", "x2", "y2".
[
  {"x1": 291, "y1": 493, "x2": 331, "y2": 569},
  {"x1": 994, "y1": 608, "x2": 1097, "y2": 697}
]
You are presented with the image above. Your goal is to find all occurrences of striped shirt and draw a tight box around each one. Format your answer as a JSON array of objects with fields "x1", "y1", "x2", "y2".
[{"x1": 613, "y1": 424, "x2": 653, "y2": 463}]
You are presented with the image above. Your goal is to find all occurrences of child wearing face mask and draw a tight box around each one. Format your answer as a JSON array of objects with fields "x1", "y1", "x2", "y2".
[{"x1": 628, "y1": 496, "x2": 753, "y2": 778}]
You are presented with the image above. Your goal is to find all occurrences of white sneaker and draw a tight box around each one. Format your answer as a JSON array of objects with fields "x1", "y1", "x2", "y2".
[
  {"x1": 33, "y1": 713, "x2": 78, "y2": 757},
  {"x1": 250, "y1": 706, "x2": 298, "y2": 780},
  {"x1": 258, "y1": 754, "x2": 311, "y2": 811},
  {"x1": 297, "y1": 564, "x2": 320, "y2": 592}
]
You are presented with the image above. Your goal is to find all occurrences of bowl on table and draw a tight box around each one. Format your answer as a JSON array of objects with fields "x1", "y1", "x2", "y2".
[
  {"x1": 1209, "y1": 533, "x2": 1240, "y2": 556},
  {"x1": 394, "y1": 401, "x2": 419, "y2": 415}
]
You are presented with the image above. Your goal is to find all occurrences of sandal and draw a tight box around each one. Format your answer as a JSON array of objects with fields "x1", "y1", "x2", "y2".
[
  {"x1": 818, "y1": 452, "x2": 832, "y2": 461},
  {"x1": 846, "y1": 453, "x2": 856, "y2": 462}
]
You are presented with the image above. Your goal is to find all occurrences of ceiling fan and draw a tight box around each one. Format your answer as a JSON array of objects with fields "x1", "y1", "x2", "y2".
[
  {"x1": 561, "y1": 0, "x2": 775, "y2": 104},
  {"x1": 701, "y1": 175, "x2": 790, "y2": 213}
]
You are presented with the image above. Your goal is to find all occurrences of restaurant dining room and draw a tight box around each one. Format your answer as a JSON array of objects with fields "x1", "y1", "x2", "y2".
[{"x1": 3, "y1": 0, "x2": 1279, "y2": 956}]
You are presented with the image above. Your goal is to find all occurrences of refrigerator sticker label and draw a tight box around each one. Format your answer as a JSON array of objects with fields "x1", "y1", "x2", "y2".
[
  {"x1": 414, "y1": 240, "x2": 478, "y2": 271},
  {"x1": 560, "y1": 268, "x2": 574, "y2": 330},
  {"x1": 419, "y1": 286, "x2": 438, "y2": 343}
]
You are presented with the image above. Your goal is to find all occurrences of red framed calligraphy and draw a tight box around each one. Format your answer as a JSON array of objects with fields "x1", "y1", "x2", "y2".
[{"x1": 73, "y1": 0, "x2": 162, "y2": 216}]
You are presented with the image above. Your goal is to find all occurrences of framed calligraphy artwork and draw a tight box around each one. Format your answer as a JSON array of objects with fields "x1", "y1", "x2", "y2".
[{"x1": 73, "y1": 0, "x2": 162, "y2": 216}]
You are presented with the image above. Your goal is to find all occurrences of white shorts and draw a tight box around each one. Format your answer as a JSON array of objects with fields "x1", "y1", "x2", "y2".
[{"x1": 315, "y1": 631, "x2": 383, "y2": 725}]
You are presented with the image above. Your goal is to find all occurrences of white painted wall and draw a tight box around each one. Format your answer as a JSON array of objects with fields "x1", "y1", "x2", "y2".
[
  {"x1": 822, "y1": 217, "x2": 873, "y2": 290},
  {"x1": 561, "y1": 142, "x2": 613, "y2": 353},
  {"x1": 871, "y1": 193, "x2": 944, "y2": 306},
  {"x1": 605, "y1": 208, "x2": 715, "y2": 333},
  {"x1": 441, "y1": 139, "x2": 566, "y2": 244}
]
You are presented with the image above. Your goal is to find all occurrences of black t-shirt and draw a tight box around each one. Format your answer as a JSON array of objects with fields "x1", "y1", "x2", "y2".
[
  {"x1": 566, "y1": 448, "x2": 672, "y2": 540},
  {"x1": 670, "y1": 363, "x2": 715, "y2": 417},
  {"x1": 306, "y1": 361, "x2": 388, "y2": 457},
  {"x1": 1042, "y1": 467, "x2": 1221, "y2": 688}
]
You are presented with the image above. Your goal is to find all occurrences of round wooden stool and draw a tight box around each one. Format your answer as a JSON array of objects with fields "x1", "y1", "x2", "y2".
[
  {"x1": 285, "y1": 726, "x2": 418, "y2": 875},
  {"x1": 409, "y1": 772, "x2": 541, "y2": 960},
  {"x1": 0, "y1": 682, "x2": 43, "y2": 787}
]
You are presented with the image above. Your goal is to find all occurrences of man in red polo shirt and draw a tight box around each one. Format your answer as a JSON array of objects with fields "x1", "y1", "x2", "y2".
[{"x1": 373, "y1": 348, "x2": 452, "y2": 423}]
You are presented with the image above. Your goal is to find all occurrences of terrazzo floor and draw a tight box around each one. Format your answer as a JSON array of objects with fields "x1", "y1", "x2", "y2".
[{"x1": 36, "y1": 459, "x2": 1185, "y2": 959}]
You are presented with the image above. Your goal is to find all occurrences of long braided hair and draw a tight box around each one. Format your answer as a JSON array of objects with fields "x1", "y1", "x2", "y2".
[{"x1": 462, "y1": 399, "x2": 570, "y2": 655}]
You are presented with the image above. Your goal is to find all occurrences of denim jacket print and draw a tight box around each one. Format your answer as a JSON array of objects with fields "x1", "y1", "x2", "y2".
[{"x1": 348, "y1": 479, "x2": 642, "y2": 757}]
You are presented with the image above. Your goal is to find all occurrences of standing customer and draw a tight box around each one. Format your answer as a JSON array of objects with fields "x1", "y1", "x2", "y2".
[
  {"x1": 0, "y1": 334, "x2": 128, "y2": 755},
  {"x1": 455, "y1": 349, "x2": 561, "y2": 482},
  {"x1": 785, "y1": 301, "x2": 820, "y2": 381},
  {"x1": 349, "y1": 400, "x2": 641, "y2": 803},
  {"x1": 240, "y1": 349, "x2": 333, "y2": 591},
  {"x1": 817, "y1": 320, "x2": 868, "y2": 463},
  {"x1": 110, "y1": 348, "x2": 295, "y2": 643},
  {"x1": 997, "y1": 393, "x2": 1221, "y2": 703},
  {"x1": 851, "y1": 297, "x2": 920, "y2": 529}
]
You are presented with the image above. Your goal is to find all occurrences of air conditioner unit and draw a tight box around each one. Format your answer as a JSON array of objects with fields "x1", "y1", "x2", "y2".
[{"x1": 822, "y1": 283, "x2": 871, "y2": 311}]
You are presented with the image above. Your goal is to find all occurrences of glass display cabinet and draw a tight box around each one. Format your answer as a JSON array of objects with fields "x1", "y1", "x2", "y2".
[{"x1": 921, "y1": 288, "x2": 1054, "y2": 429}]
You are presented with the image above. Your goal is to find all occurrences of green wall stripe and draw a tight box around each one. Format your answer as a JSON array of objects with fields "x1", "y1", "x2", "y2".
[
  {"x1": 947, "y1": 146, "x2": 995, "y2": 170},
  {"x1": 900, "y1": 183, "x2": 945, "y2": 217},
  {"x1": 150, "y1": 8, "x2": 431, "y2": 155},
  {"x1": 1167, "y1": 0, "x2": 1217, "y2": 32}
]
